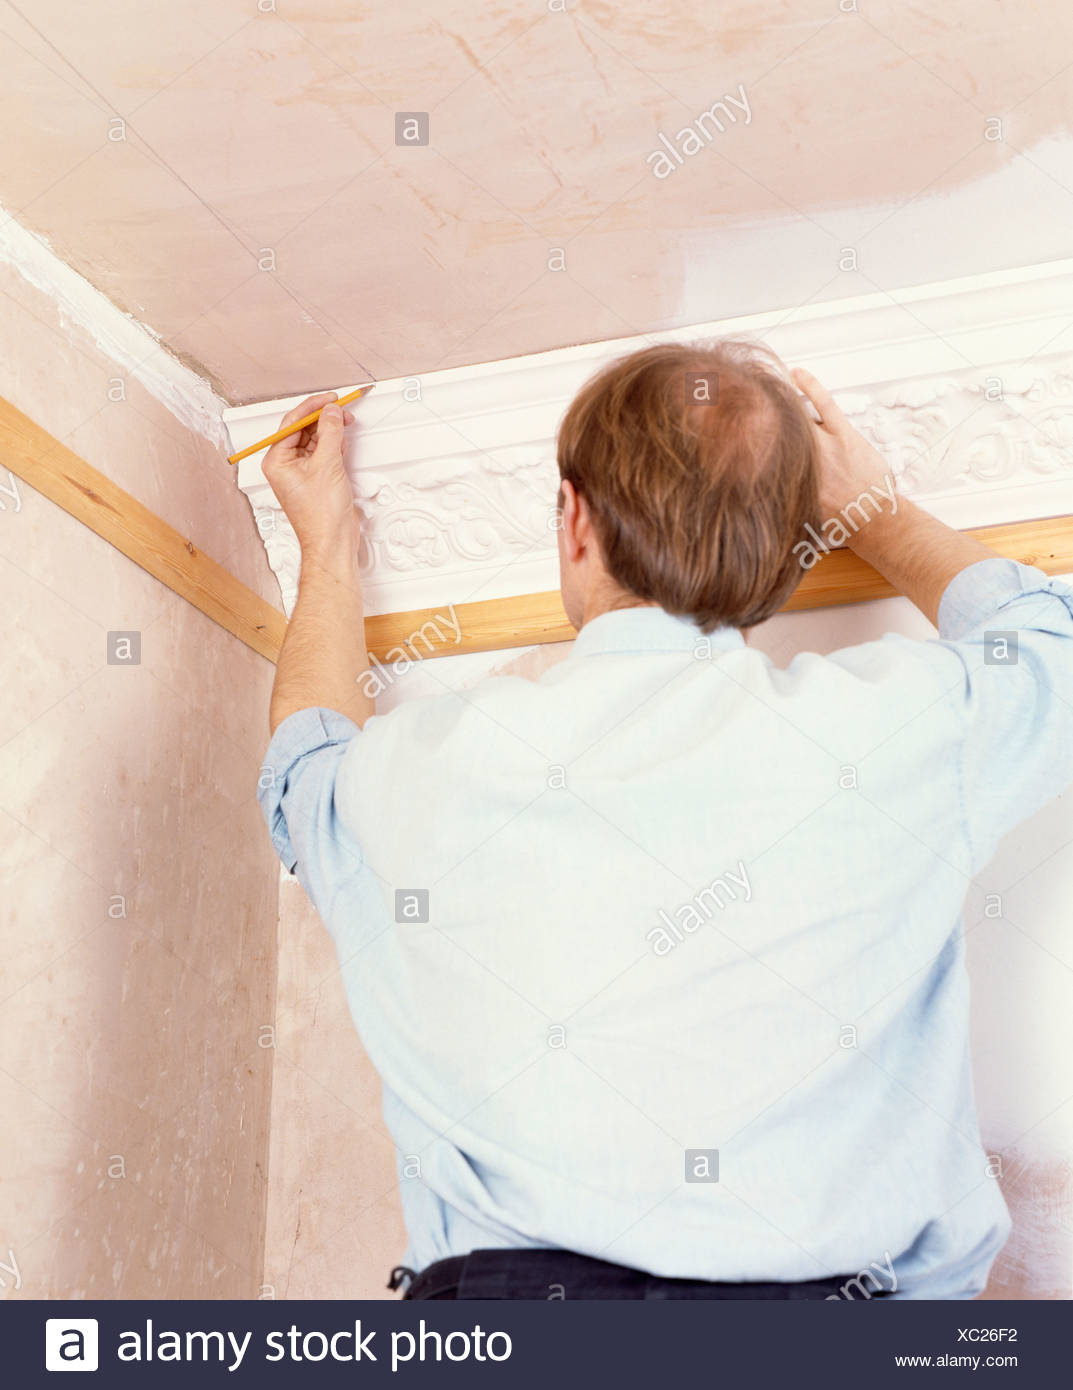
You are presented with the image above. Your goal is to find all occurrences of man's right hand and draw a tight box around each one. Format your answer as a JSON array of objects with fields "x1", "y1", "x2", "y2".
[
  {"x1": 790, "y1": 366, "x2": 996, "y2": 626},
  {"x1": 262, "y1": 393, "x2": 359, "y2": 565}
]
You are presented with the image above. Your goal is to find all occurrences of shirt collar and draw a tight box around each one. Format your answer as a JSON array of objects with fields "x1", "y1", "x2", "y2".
[{"x1": 568, "y1": 604, "x2": 745, "y2": 658}]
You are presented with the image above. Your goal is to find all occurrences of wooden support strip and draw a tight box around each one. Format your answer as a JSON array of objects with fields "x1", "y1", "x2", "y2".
[
  {"x1": 1, "y1": 396, "x2": 287, "y2": 661},
  {"x1": 783, "y1": 514, "x2": 1073, "y2": 612},
  {"x1": 363, "y1": 515, "x2": 1073, "y2": 661},
  {"x1": 365, "y1": 589, "x2": 574, "y2": 662},
  {"x1": 4, "y1": 395, "x2": 1072, "y2": 667}
]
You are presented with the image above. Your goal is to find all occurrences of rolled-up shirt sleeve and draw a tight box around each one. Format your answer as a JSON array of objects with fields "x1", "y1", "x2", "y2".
[
  {"x1": 257, "y1": 706, "x2": 366, "y2": 915},
  {"x1": 935, "y1": 557, "x2": 1073, "y2": 867}
]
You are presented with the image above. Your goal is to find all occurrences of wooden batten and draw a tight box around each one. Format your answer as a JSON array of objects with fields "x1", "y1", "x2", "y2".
[
  {"x1": 0, "y1": 395, "x2": 287, "y2": 661},
  {"x1": 364, "y1": 515, "x2": 1073, "y2": 661}
]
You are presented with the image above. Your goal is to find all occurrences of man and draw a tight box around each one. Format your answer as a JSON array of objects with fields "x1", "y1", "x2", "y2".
[{"x1": 258, "y1": 341, "x2": 1073, "y2": 1301}]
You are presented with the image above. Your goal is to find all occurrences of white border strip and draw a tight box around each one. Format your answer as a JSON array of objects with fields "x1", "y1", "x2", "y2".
[{"x1": 0, "y1": 203, "x2": 229, "y2": 447}]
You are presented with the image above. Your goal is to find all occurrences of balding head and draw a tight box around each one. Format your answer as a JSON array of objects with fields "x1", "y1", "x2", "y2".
[{"x1": 556, "y1": 340, "x2": 820, "y2": 632}]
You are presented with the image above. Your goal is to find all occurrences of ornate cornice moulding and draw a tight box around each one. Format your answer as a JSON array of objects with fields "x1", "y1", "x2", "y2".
[{"x1": 223, "y1": 261, "x2": 1073, "y2": 619}]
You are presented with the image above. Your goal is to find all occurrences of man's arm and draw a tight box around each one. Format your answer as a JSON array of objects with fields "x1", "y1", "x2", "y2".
[
  {"x1": 841, "y1": 496, "x2": 994, "y2": 629},
  {"x1": 794, "y1": 368, "x2": 1073, "y2": 864},
  {"x1": 260, "y1": 392, "x2": 375, "y2": 734},
  {"x1": 792, "y1": 368, "x2": 995, "y2": 626},
  {"x1": 269, "y1": 542, "x2": 373, "y2": 734}
]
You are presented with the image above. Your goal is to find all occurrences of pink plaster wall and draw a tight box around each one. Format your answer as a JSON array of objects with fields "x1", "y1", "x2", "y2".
[
  {"x1": 263, "y1": 880, "x2": 406, "y2": 1299},
  {"x1": 0, "y1": 259, "x2": 282, "y2": 1297}
]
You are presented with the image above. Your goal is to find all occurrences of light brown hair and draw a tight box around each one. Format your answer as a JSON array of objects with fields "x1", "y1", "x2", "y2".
[{"x1": 557, "y1": 340, "x2": 820, "y2": 632}]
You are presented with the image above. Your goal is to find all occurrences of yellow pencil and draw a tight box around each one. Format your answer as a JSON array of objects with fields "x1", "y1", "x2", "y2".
[{"x1": 227, "y1": 383, "x2": 376, "y2": 465}]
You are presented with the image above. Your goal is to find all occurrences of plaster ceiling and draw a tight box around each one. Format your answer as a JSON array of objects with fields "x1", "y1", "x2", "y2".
[{"x1": 3, "y1": 0, "x2": 1072, "y2": 403}]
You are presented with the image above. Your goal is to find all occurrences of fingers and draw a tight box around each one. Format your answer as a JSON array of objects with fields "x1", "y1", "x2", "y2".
[
  {"x1": 311, "y1": 402, "x2": 344, "y2": 456},
  {"x1": 264, "y1": 397, "x2": 354, "y2": 480},
  {"x1": 791, "y1": 368, "x2": 846, "y2": 434},
  {"x1": 277, "y1": 391, "x2": 339, "y2": 431}
]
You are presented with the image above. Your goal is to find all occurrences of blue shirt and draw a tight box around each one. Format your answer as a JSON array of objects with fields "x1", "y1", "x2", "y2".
[{"x1": 259, "y1": 558, "x2": 1073, "y2": 1299}]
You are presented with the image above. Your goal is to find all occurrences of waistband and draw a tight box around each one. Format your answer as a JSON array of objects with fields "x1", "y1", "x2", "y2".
[{"x1": 392, "y1": 1248, "x2": 888, "y2": 1301}]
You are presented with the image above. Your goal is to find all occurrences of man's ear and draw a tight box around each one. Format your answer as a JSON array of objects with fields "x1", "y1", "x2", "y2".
[{"x1": 558, "y1": 478, "x2": 586, "y2": 562}]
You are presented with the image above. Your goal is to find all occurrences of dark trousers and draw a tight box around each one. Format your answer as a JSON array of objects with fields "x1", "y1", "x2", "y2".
[{"x1": 389, "y1": 1247, "x2": 877, "y2": 1300}]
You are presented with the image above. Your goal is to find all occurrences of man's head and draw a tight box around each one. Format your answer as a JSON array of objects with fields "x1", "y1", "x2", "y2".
[{"x1": 555, "y1": 340, "x2": 820, "y2": 633}]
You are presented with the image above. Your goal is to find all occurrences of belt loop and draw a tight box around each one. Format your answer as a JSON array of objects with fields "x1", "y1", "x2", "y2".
[{"x1": 387, "y1": 1264, "x2": 416, "y2": 1294}]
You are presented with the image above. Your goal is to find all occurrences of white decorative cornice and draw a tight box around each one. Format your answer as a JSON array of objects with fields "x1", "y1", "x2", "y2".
[{"x1": 224, "y1": 261, "x2": 1073, "y2": 618}]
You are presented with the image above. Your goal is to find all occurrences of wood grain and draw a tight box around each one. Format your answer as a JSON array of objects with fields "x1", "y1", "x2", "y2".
[
  {"x1": 784, "y1": 515, "x2": 1073, "y2": 612},
  {"x1": 1, "y1": 395, "x2": 287, "y2": 661},
  {"x1": 363, "y1": 515, "x2": 1073, "y2": 660}
]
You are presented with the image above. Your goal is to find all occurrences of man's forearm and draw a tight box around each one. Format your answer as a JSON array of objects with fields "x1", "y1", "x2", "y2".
[
  {"x1": 269, "y1": 542, "x2": 375, "y2": 734},
  {"x1": 846, "y1": 497, "x2": 997, "y2": 628}
]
